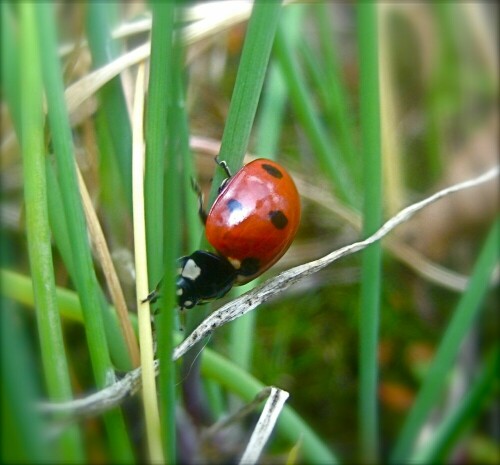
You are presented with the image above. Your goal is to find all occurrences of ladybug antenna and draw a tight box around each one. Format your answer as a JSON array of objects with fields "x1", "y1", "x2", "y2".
[{"x1": 214, "y1": 156, "x2": 232, "y2": 178}]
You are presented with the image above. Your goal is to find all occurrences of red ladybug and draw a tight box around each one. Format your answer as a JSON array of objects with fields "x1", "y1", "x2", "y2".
[{"x1": 176, "y1": 158, "x2": 301, "y2": 309}]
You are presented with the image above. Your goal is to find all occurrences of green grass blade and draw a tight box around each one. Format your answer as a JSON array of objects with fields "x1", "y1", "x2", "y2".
[
  {"x1": 253, "y1": 62, "x2": 287, "y2": 158},
  {"x1": 1, "y1": 269, "x2": 139, "y2": 335},
  {"x1": 313, "y1": 3, "x2": 358, "y2": 180},
  {"x1": 19, "y1": 4, "x2": 84, "y2": 461},
  {"x1": 228, "y1": 16, "x2": 296, "y2": 371},
  {"x1": 144, "y1": 2, "x2": 173, "y2": 286},
  {"x1": 274, "y1": 18, "x2": 357, "y2": 206},
  {"x1": 34, "y1": 3, "x2": 134, "y2": 462},
  {"x1": 254, "y1": 4, "x2": 306, "y2": 161},
  {"x1": 150, "y1": 2, "x2": 182, "y2": 461},
  {"x1": 1, "y1": 2, "x2": 21, "y2": 133},
  {"x1": 410, "y1": 345, "x2": 500, "y2": 463},
  {"x1": 207, "y1": 1, "x2": 283, "y2": 206},
  {"x1": 357, "y1": 3, "x2": 383, "y2": 461},
  {"x1": 44, "y1": 161, "x2": 132, "y2": 371},
  {"x1": 391, "y1": 219, "x2": 500, "y2": 462},
  {"x1": 1, "y1": 301, "x2": 51, "y2": 462},
  {"x1": 86, "y1": 2, "x2": 133, "y2": 206}
]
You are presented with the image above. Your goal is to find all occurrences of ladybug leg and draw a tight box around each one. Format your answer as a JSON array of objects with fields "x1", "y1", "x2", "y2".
[
  {"x1": 142, "y1": 277, "x2": 163, "y2": 304},
  {"x1": 190, "y1": 177, "x2": 208, "y2": 225},
  {"x1": 215, "y1": 156, "x2": 232, "y2": 178}
]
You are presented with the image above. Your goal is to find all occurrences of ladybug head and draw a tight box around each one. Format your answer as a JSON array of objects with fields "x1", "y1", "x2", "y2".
[{"x1": 176, "y1": 251, "x2": 237, "y2": 310}]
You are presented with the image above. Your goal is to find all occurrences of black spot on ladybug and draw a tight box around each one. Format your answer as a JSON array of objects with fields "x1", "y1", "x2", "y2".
[
  {"x1": 227, "y1": 198, "x2": 243, "y2": 212},
  {"x1": 269, "y1": 210, "x2": 288, "y2": 229},
  {"x1": 240, "y1": 257, "x2": 261, "y2": 276},
  {"x1": 261, "y1": 163, "x2": 283, "y2": 179}
]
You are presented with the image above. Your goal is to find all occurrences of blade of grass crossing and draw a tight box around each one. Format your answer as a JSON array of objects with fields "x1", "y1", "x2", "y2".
[
  {"x1": 390, "y1": 219, "x2": 500, "y2": 462},
  {"x1": 19, "y1": 4, "x2": 84, "y2": 461},
  {"x1": 357, "y1": 2, "x2": 383, "y2": 461},
  {"x1": 1, "y1": 269, "x2": 141, "y2": 335},
  {"x1": 35, "y1": 4, "x2": 134, "y2": 462}
]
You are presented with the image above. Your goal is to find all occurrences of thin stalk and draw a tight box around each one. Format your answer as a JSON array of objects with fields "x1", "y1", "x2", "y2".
[
  {"x1": 19, "y1": 4, "x2": 84, "y2": 461},
  {"x1": 132, "y1": 63, "x2": 164, "y2": 464},
  {"x1": 357, "y1": 2, "x2": 383, "y2": 461}
]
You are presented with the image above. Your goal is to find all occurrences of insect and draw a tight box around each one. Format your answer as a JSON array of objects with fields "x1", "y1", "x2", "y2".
[{"x1": 176, "y1": 157, "x2": 301, "y2": 310}]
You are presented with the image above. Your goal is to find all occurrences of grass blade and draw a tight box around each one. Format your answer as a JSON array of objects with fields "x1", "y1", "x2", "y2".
[
  {"x1": 410, "y1": 345, "x2": 500, "y2": 463},
  {"x1": 132, "y1": 62, "x2": 164, "y2": 463},
  {"x1": 357, "y1": 2, "x2": 383, "y2": 461},
  {"x1": 86, "y1": 2, "x2": 133, "y2": 206},
  {"x1": 207, "y1": 1, "x2": 283, "y2": 206},
  {"x1": 19, "y1": 3, "x2": 84, "y2": 461},
  {"x1": 390, "y1": 219, "x2": 499, "y2": 462},
  {"x1": 35, "y1": 3, "x2": 134, "y2": 462}
]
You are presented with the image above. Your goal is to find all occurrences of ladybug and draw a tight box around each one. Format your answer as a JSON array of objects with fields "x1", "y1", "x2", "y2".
[{"x1": 176, "y1": 158, "x2": 301, "y2": 310}]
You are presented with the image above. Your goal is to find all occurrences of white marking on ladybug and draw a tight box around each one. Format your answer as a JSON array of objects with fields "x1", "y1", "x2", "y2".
[
  {"x1": 182, "y1": 259, "x2": 201, "y2": 280},
  {"x1": 176, "y1": 288, "x2": 183, "y2": 296},
  {"x1": 184, "y1": 300, "x2": 193, "y2": 308},
  {"x1": 228, "y1": 257, "x2": 242, "y2": 270}
]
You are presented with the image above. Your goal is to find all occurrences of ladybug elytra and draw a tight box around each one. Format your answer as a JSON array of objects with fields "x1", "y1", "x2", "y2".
[{"x1": 176, "y1": 158, "x2": 301, "y2": 310}]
